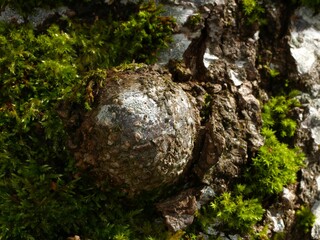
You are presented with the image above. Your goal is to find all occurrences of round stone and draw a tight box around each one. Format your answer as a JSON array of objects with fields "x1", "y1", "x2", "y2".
[{"x1": 73, "y1": 66, "x2": 200, "y2": 195}]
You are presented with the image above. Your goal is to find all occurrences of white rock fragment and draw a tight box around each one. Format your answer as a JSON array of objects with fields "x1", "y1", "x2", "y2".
[
  {"x1": 228, "y1": 69, "x2": 242, "y2": 86},
  {"x1": 156, "y1": 4, "x2": 195, "y2": 65},
  {"x1": 0, "y1": 5, "x2": 69, "y2": 27},
  {"x1": 267, "y1": 210, "x2": 285, "y2": 233},
  {"x1": 282, "y1": 187, "x2": 296, "y2": 202},
  {"x1": 301, "y1": 105, "x2": 320, "y2": 145},
  {"x1": 253, "y1": 31, "x2": 260, "y2": 41},
  {"x1": 316, "y1": 176, "x2": 320, "y2": 192},
  {"x1": 228, "y1": 234, "x2": 240, "y2": 240},
  {"x1": 282, "y1": 187, "x2": 296, "y2": 208},
  {"x1": 162, "y1": 5, "x2": 194, "y2": 25},
  {"x1": 289, "y1": 7, "x2": 320, "y2": 74},
  {"x1": 203, "y1": 49, "x2": 219, "y2": 68},
  {"x1": 235, "y1": 60, "x2": 246, "y2": 68}
]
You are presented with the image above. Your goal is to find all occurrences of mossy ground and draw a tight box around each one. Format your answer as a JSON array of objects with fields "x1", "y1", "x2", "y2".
[
  {"x1": 0, "y1": 1, "x2": 175, "y2": 239},
  {"x1": 0, "y1": 0, "x2": 313, "y2": 239}
]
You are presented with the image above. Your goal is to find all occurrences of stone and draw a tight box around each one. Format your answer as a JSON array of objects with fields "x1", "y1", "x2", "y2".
[
  {"x1": 288, "y1": 7, "x2": 320, "y2": 98},
  {"x1": 194, "y1": 83, "x2": 263, "y2": 193},
  {"x1": 70, "y1": 65, "x2": 200, "y2": 195},
  {"x1": 198, "y1": 186, "x2": 216, "y2": 207},
  {"x1": 289, "y1": 7, "x2": 320, "y2": 77},
  {"x1": 291, "y1": 7, "x2": 320, "y2": 214},
  {"x1": 282, "y1": 187, "x2": 296, "y2": 208},
  {"x1": 0, "y1": 5, "x2": 69, "y2": 27},
  {"x1": 157, "y1": 2, "x2": 197, "y2": 65},
  {"x1": 266, "y1": 210, "x2": 286, "y2": 233},
  {"x1": 156, "y1": 189, "x2": 198, "y2": 232}
]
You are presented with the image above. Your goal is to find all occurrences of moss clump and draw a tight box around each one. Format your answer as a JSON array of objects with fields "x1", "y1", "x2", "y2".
[
  {"x1": 262, "y1": 93, "x2": 300, "y2": 141},
  {"x1": 184, "y1": 13, "x2": 202, "y2": 30},
  {"x1": 244, "y1": 127, "x2": 305, "y2": 198},
  {"x1": 243, "y1": 93, "x2": 304, "y2": 198},
  {"x1": 242, "y1": 0, "x2": 266, "y2": 25},
  {"x1": 209, "y1": 191, "x2": 264, "y2": 233},
  {"x1": 296, "y1": 205, "x2": 316, "y2": 234},
  {"x1": 0, "y1": 2, "x2": 174, "y2": 239},
  {"x1": 241, "y1": 0, "x2": 320, "y2": 26}
]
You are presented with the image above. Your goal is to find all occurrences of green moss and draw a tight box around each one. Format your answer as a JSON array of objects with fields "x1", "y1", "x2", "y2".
[
  {"x1": 209, "y1": 192, "x2": 264, "y2": 233},
  {"x1": 0, "y1": 2, "x2": 174, "y2": 239},
  {"x1": 242, "y1": 0, "x2": 266, "y2": 25},
  {"x1": 272, "y1": 232, "x2": 286, "y2": 240},
  {"x1": 245, "y1": 127, "x2": 305, "y2": 198},
  {"x1": 262, "y1": 93, "x2": 300, "y2": 141},
  {"x1": 296, "y1": 205, "x2": 316, "y2": 233},
  {"x1": 185, "y1": 13, "x2": 202, "y2": 29},
  {"x1": 200, "y1": 93, "x2": 213, "y2": 124},
  {"x1": 241, "y1": 0, "x2": 320, "y2": 26},
  {"x1": 244, "y1": 93, "x2": 304, "y2": 198}
]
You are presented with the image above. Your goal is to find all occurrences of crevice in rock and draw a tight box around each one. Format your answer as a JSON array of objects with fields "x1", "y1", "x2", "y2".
[{"x1": 183, "y1": 10, "x2": 211, "y2": 82}]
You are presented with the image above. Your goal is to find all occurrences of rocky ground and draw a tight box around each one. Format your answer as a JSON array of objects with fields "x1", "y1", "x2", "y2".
[
  {"x1": 156, "y1": 1, "x2": 320, "y2": 239},
  {"x1": 1, "y1": 0, "x2": 320, "y2": 239}
]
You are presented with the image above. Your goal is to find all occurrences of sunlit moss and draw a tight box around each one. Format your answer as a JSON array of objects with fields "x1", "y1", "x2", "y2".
[{"x1": 0, "y1": 2, "x2": 174, "y2": 239}]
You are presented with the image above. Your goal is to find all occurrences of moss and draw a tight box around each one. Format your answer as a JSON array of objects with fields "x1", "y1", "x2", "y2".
[
  {"x1": 296, "y1": 205, "x2": 316, "y2": 234},
  {"x1": 0, "y1": 1, "x2": 174, "y2": 239},
  {"x1": 261, "y1": 93, "x2": 300, "y2": 142},
  {"x1": 184, "y1": 13, "x2": 202, "y2": 30},
  {"x1": 244, "y1": 127, "x2": 305, "y2": 198},
  {"x1": 244, "y1": 93, "x2": 304, "y2": 198},
  {"x1": 242, "y1": 0, "x2": 267, "y2": 25},
  {"x1": 241, "y1": 0, "x2": 320, "y2": 26},
  {"x1": 209, "y1": 192, "x2": 264, "y2": 233}
]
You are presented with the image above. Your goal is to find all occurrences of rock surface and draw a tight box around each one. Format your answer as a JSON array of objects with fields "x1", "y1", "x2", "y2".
[
  {"x1": 290, "y1": 7, "x2": 320, "y2": 240},
  {"x1": 153, "y1": 0, "x2": 320, "y2": 237},
  {"x1": 194, "y1": 81, "x2": 263, "y2": 193},
  {"x1": 0, "y1": 5, "x2": 70, "y2": 27},
  {"x1": 156, "y1": 189, "x2": 198, "y2": 232},
  {"x1": 70, "y1": 65, "x2": 200, "y2": 195},
  {"x1": 154, "y1": 0, "x2": 265, "y2": 231}
]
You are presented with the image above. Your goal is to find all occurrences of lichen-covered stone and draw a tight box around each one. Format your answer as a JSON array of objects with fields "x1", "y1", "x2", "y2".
[
  {"x1": 71, "y1": 65, "x2": 200, "y2": 195},
  {"x1": 289, "y1": 7, "x2": 320, "y2": 83}
]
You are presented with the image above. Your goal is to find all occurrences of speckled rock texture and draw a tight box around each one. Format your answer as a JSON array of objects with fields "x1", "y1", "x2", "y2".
[
  {"x1": 289, "y1": 8, "x2": 320, "y2": 240},
  {"x1": 71, "y1": 65, "x2": 200, "y2": 195},
  {"x1": 194, "y1": 80, "x2": 263, "y2": 193},
  {"x1": 156, "y1": 188, "x2": 198, "y2": 232},
  {"x1": 173, "y1": 0, "x2": 264, "y2": 194}
]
